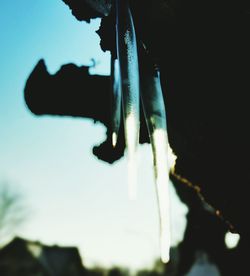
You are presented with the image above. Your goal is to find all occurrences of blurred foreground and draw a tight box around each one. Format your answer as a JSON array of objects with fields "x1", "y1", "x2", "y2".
[{"x1": 0, "y1": 237, "x2": 221, "y2": 276}]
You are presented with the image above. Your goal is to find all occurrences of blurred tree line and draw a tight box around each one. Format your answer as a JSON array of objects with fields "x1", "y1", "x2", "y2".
[
  {"x1": 0, "y1": 181, "x2": 28, "y2": 246},
  {"x1": 86, "y1": 257, "x2": 174, "y2": 276}
]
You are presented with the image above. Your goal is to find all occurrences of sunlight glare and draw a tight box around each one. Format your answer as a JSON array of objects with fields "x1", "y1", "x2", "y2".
[
  {"x1": 112, "y1": 132, "x2": 118, "y2": 148},
  {"x1": 225, "y1": 232, "x2": 240, "y2": 249},
  {"x1": 125, "y1": 113, "x2": 139, "y2": 200}
]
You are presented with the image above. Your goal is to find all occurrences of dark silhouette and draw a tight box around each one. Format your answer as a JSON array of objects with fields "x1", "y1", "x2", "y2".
[
  {"x1": 62, "y1": 0, "x2": 112, "y2": 22},
  {"x1": 24, "y1": 0, "x2": 250, "y2": 274},
  {"x1": 0, "y1": 237, "x2": 170, "y2": 276},
  {"x1": 24, "y1": 59, "x2": 128, "y2": 163},
  {"x1": 0, "y1": 237, "x2": 86, "y2": 275}
]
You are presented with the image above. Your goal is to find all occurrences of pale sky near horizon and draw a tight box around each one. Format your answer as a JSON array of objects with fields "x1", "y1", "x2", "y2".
[{"x1": 0, "y1": 0, "x2": 188, "y2": 271}]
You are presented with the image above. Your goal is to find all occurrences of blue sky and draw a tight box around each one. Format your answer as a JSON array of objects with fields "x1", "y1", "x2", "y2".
[{"x1": 0, "y1": 0, "x2": 187, "y2": 270}]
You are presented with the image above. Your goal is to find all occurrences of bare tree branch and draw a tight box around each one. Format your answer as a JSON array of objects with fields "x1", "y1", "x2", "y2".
[{"x1": 0, "y1": 181, "x2": 28, "y2": 244}]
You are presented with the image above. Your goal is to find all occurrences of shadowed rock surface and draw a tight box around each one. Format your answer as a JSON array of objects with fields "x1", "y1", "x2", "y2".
[{"x1": 24, "y1": 0, "x2": 250, "y2": 275}]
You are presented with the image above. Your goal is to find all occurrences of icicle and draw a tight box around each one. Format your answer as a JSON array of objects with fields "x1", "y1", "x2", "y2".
[
  {"x1": 110, "y1": 54, "x2": 122, "y2": 148},
  {"x1": 116, "y1": 0, "x2": 140, "y2": 200},
  {"x1": 140, "y1": 48, "x2": 171, "y2": 263},
  {"x1": 152, "y1": 129, "x2": 171, "y2": 263}
]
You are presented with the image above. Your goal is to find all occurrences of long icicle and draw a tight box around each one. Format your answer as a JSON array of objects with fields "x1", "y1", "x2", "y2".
[
  {"x1": 110, "y1": 54, "x2": 122, "y2": 147},
  {"x1": 140, "y1": 45, "x2": 171, "y2": 263},
  {"x1": 116, "y1": 0, "x2": 140, "y2": 200}
]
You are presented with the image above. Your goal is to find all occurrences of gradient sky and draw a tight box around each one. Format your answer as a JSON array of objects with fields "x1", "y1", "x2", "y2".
[{"x1": 0, "y1": 0, "x2": 188, "y2": 271}]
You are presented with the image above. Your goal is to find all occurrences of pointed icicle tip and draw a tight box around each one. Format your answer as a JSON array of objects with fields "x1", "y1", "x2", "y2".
[
  {"x1": 161, "y1": 241, "x2": 170, "y2": 263},
  {"x1": 161, "y1": 254, "x2": 170, "y2": 264}
]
